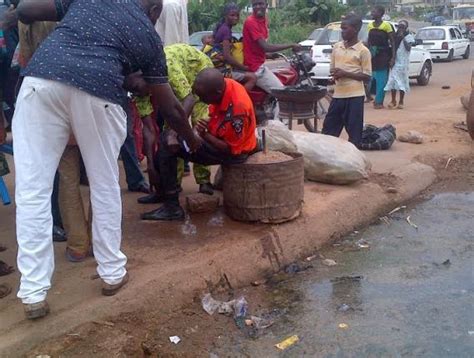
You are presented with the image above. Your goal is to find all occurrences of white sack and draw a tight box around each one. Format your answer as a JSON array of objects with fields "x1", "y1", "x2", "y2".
[{"x1": 293, "y1": 132, "x2": 371, "y2": 185}]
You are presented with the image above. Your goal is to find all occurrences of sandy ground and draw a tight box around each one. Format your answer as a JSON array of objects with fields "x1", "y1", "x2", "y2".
[{"x1": 0, "y1": 57, "x2": 472, "y2": 356}]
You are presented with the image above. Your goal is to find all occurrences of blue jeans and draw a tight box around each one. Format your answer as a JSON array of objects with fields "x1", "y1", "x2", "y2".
[
  {"x1": 120, "y1": 98, "x2": 146, "y2": 190},
  {"x1": 371, "y1": 69, "x2": 388, "y2": 106}
]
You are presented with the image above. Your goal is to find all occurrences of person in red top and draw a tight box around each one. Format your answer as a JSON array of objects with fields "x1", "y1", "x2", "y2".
[
  {"x1": 142, "y1": 68, "x2": 257, "y2": 221},
  {"x1": 243, "y1": 0, "x2": 301, "y2": 93}
]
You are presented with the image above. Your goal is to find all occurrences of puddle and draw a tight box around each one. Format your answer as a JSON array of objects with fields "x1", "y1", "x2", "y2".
[{"x1": 214, "y1": 193, "x2": 474, "y2": 357}]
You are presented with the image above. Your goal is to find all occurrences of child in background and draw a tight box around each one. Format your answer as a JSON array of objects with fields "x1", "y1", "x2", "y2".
[{"x1": 322, "y1": 14, "x2": 372, "y2": 147}]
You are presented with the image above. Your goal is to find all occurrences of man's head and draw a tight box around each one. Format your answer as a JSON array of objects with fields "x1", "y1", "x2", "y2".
[
  {"x1": 251, "y1": 0, "x2": 267, "y2": 18},
  {"x1": 341, "y1": 14, "x2": 362, "y2": 41},
  {"x1": 371, "y1": 5, "x2": 385, "y2": 21},
  {"x1": 141, "y1": 0, "x2": 163, "y2": 25},
  {"x1": 398, "y1": 19, "x2": 409, "y2": 34},
  {"x1": 193, "y1": 68, "x2": 226, "y2": 105}
]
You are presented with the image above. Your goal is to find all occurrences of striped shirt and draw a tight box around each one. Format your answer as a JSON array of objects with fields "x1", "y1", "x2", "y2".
[{"x1": 331, "y1": 41, "x2": 372, "y2": 99}]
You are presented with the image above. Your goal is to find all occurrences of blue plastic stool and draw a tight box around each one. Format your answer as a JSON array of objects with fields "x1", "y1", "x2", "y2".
[{"x1": 0, "y1": 143, "x2": 13, "y2": 206}]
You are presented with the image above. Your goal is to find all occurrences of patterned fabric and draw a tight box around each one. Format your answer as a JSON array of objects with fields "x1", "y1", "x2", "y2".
[
  {"x1": 359, "y1": 124, "x2": 396, "y2": 150},
  {"x1": 384, "y1": 34, "x2": 415, "y2": 93},
  {"x1": 331, "y1": 41, "x2": 372, "y2": 99},
  {"x1": 23, "y1": 0, "x2": 168, "y2": 105},
  {"x1": 0, "y1": 152, "x2": 9, "y2": 177}
]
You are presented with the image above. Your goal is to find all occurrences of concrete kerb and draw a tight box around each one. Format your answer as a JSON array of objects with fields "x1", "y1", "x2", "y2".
[{"x1": 0, "y1": 161, "x2": 436, "y2": 357}]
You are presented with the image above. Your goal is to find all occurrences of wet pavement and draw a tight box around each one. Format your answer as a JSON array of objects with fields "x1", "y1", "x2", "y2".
[{"x1": 215, "y1": 192, "x2": 474, "y2": 357}]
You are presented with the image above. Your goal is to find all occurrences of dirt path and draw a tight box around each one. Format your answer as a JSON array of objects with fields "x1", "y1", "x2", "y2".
[{"x1": 0, "y1": 58, "x2": 472, "y2": 357}]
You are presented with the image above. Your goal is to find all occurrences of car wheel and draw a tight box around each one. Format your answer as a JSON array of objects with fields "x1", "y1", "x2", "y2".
[
  {"x1": 463, "y1": 46, "x2": 470, "y2": 60},
  {"x1": 417, "y1": 61, "x2": 432, "y2": 86},
  {"x1": 447, "y1": 49, "x2": 454, "y2": 62}
]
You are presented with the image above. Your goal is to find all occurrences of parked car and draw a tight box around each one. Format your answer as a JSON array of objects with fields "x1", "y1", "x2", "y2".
[
  {"x1": 188, "y1": 30, "x2": 243, "y2": 50},
  {"x1": 299, "y1": 28, "x2": 323, "y2": 53},
  {"x1": 309, "y1": 20, "x2": 433, "y2": 86},
  {"x1": 415, "y1": 26, "x2": 470, "y2": 61}
]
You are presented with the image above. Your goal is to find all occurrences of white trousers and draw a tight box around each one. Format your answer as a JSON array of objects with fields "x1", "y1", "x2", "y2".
[{"x1": 13, "y1": 77, "x2": 128, "y2": 304}]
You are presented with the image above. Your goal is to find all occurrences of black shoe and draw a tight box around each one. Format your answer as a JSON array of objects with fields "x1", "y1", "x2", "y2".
[
  {"x1": 137, "y1": 192, "x2": 164, "y2": 204},
  {"x1": 53, "y1": 226, "x2": 67, "y2": 242},
  {"x1": 129, "y1": 182, "x2": 150, "y2": 194},
  {"x1": 199, "y1": 183, "x2": 214, "y2": 195},
  {"x1": 141, "y1": 205, "x2": 185, "y2": 221}
]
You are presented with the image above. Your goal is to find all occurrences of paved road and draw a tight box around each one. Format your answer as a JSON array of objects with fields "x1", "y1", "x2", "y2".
[{"x1": 214, "y1": 191, "x2": 474, "y2": 357}]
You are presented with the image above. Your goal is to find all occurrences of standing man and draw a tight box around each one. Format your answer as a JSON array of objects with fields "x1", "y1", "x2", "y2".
[
  {"x1": 14, "y1": 0, "x2": 200, "y2": 319},
  {"x1": 155, "y1": 0, "x2": 188, "y2": 46},
  {"x1": 367, "y1": 5, "x2": 395, "y2": 109},
  {"x1": 321, "y1": 14, "x2": 372, "y2": 146},
  {"x1": 243, "y1": 0, "x2": 301, "y2": 93}
]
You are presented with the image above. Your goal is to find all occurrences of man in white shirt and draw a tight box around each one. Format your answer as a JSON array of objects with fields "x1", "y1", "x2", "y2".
[{"x1": 155, "y1": 0, "x2": 188, "y2": 45}]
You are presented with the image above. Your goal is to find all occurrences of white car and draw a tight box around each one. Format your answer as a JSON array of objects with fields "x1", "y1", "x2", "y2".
[
  {"x1": 310, "y1": 20, "x2": 433, "y2": 86},
  {"x1": 299, "y1": 28, "x2": 323, "y2": 53},
  {"x1": 415, "y1": 26, "x2": 470, "y2": 62}
]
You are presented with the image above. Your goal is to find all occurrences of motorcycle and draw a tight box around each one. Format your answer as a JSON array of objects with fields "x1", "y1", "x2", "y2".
[{"x1": 248, "y1": 52, "x2": 332, "y2": 132}]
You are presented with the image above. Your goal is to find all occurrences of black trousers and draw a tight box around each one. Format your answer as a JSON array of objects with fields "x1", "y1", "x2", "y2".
[
  {"x1": 155, "y1": 132, "x2": 248, "y2": 203},
  {"x1": 322, "y1": 96, "x2": 364, "y2": 146}
]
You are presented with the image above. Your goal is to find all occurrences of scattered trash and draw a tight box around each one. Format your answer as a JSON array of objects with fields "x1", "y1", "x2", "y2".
[
  {"x1": 442, "y1": 259, "x2": 451, "y2": 266},
  {"x1": 285, "y1": 262, "x2": 302, "y2": 274},
  {"x1": 396, "y1": 235, "x2": 404, "y2": 239},
  {"x1": 275, "y1": 335, "x2": 299, "y2": 350},
  {"x1": 35, "y1": 355, "x2": 51, "y2": 358},
  {"x1": 245, "y1": 315, "x2": 274, "y2": 330},
  {"x1": 468, "y1": 331, "x2": 474, "y2": 336},
  {"x1": 92, "y1": 320, "x2": 115, "y2": 327},
  {"x1": 67, "y1": 333, "x2": 80, "y2": 337},
  {"x1": 388, "y1": 206, "x2": 406, "y2": 215},
  {"x1": 218, "y1": 300, "x2": 235, "y2": 315},
  {"x1": 338, "y1": 323, "x2": 349, "y2": 329},
  {"x1": 305, "y1": 254, "x2": 317, "y2": 262},
  {"x1": 331, "y1": 276, "x2": 363, "y2": 284},
  {"x1": 442, "y1": 85, "x2": 451, "y2": 90},
  {"x1": 0, "y1": 284, "x2": 12, "y2": 299},
  {"x1": 169, "y1": 336, "x2": 181, "y2": 345},
  {"x1": 355, "y1": 239, "x2": 370, "y2": 249},
  {"x1": 379, "y1": 216, "x2": 391, "y2": 225},
  {"x1": 251, "y1": 279, "x2": 266, "y2": 287},
  {"x1": 398, "y1": 130, "x2": 423, "y2": 144},
  {"x1": 233, "y1": 297, "x2": 248, "y2": 319},
  {"x1": 322, "y1": 259, "x2": 337, "y2": 266},
  {"x1": 386, "y1": 187, "x2": 398, "y2": 194},
  {"x1": 209, "y1": 353, "x2": 219, "y2": 358},
  {"x1": 201, "y1": 294, "x2": 222, "y2": 315},
  {"x1": 406, "y1": 216, "x2": 418, "y2": 230},
  {"x1": 445, "y1": 157, "x2": 453, "y2": 169},
  {"x1": 338, "y1": 304, "x2": 351, "y2": 312}
]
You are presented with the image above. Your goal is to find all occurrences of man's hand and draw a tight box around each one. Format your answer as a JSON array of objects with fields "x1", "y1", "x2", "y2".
[
  {"x1": 292, "y1": 44, "x2": 303, "y2": 53},
  {"x1": 194, "y1": 119, "x2": 208, "y2": 136},
  {"x1": 188, "y1": 132, "x2": 204, "y2": 153},
  {"x1": 123, "y1": 71, "x2": 148, "y2": 96},
  {"x1": 331, "y1": 68, "x2": 348, "y2": 80},
  {"x1": 1, "y1": 5, "x2": 18, "y2": 30}
]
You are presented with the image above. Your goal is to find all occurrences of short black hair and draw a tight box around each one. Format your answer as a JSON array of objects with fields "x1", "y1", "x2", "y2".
[
  {"x1": 342, "y1": 13, "x2": 362, "y2": 32},
  {"x1": 374, "y1": 5, "x2": 385, "y2": 16}
]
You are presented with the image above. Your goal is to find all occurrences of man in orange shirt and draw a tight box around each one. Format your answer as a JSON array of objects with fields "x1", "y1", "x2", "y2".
[{"x1": 142, "y1": 68, "x2": 257, "y2": 221}]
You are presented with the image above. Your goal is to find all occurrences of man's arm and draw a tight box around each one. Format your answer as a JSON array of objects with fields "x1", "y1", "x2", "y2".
[
  {"x1": 0, "y1": 4, "x2": 18, "y2": 30},
  {"x1": 148, "y1": 83, "x2": 201, "y2": 151},
  {"x1": 17, "y1": 0, "x2": 71, "y2": 24},
  {"x1": 256, "y1": 38, "x2": 300, "y2": 53},
  {"x1": 195, "y1": 120, "x2": 231, "y2": 153},
  {"x1": 388, "y1": 31, "x2": 396, "y2": 67}
]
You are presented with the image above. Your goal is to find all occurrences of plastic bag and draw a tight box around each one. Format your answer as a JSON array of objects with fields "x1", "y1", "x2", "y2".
[
  {"x1": 359, "y1": 124, "x2": 396, "y2": 150},
  {"x1": 293, "y1": 132, "x2": 371, "y2": 185},
  {"x1": 259, "y1": 120, "x2": 297, "y2": 153}
]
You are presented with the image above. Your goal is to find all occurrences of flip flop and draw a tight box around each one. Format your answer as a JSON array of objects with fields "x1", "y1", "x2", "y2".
[
  {"x1": 0, "y1": 284, "x2": 12, "y2": 298},
  {"x1": 397, "y1": 104, "x2": 404, "y2": 109},
  {"x1": 388, "y1": 102, "x2": 397, "y2": 109},
  {"x1": 0, "y1": 260, "x2": 15, "y2": 276}
]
